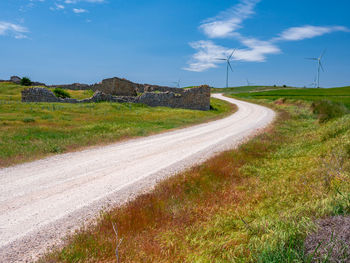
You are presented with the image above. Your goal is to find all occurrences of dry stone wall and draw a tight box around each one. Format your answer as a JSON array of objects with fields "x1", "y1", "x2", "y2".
[
  {"x1": 139, "y1": 85, "x2": 210, "y2": 110},
  {"x1": 21, "y1": 77, "x2": 211, "y2": 111},
  {"x1": 21, "y1": 88, "x2": 137, "y2": 104},
  {"x1": 91, "y1": 77, "x2": 137, "y2": 96}
]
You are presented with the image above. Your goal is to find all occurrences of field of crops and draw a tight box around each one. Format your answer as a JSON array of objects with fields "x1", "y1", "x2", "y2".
[{"x1": 234, "y1": 86, "x2": 350, "y2": 108}]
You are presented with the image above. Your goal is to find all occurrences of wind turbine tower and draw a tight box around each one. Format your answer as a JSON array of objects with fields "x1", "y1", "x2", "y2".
[
  {"x1": 246, "y1": 79, "x2": 255, "y2": 86},
  {"x1": 306, "y1": 49, "x2": 326, "y2": 88},
  {"x1": 172, "y1": 79, "x2": 181, "y2": 89},
  {"x1": 216, "y1": 50, "x2": 235, "y2": 88}
]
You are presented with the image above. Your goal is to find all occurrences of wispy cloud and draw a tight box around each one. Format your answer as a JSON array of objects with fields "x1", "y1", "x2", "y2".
[
  {"x1": 73, "y1": 8, "x2": 88, "y2": 13},
  {"x1": 47, "y1": 0, "x2": 104, "y2": 13},
  {"x1": 275, "y1": 25, "x2": 350, "y2": 41},
  {"x1": 185, "y1": 0, "x2": 349, "y2": 72},
  {"x1": 50, "y1": 3, "x2": 65, "y2": 11},
  {"x1": 234, "y1": 37, "x2": 281, "y2": 62},
  {"x1": 184, "y1": 41, "x2": 231, "y2": 72},
  {"x1": 64, "y1": 0, "x2": 104, "y2": 3},
  {"x1": 185, "y1": 38, "x2": 281, "y2": 72},
  {"x1": 200, "y1": 0, "x2": 260, "y2": 38},
  {"x1": 0, "y1": 21, "x2": 28, "y2": 39}
]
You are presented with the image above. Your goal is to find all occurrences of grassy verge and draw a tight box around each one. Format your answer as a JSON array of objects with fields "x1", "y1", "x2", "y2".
[
  {"x1": 0, "y1": 82, "x2": 234, "y2": 167},
  {"x1": 39, "y1": 96, "x2": 350, "y2": 262}
]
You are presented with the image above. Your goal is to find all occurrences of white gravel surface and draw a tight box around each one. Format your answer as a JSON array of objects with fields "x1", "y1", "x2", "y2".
[{"x1": 0, "y1": 94, "x2": 275, "y2": 262}]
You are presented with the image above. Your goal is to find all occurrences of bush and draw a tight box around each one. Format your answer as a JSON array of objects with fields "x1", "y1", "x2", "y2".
[
  {"x1": 22, "y1": 118, "x2": 35, "y2": 123},
  {"x1": 53, "y1": 88, "x2": 71, "y2": 99},
  {"x1": 311, "y1": 100, "x2": 350, "y2": 123},
  {"x1": 20, "y1": 77, "x2": 32, "y2": 86}
]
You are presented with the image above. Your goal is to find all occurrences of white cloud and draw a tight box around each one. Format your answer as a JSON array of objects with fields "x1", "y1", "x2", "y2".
[
  {"x1": 276, "y1": 25, "x2": 349, "y2": 41},
  {"x1": 0, "y1": 21, "x2": 28, "y2": 39},
  {"x1": 50, "y1": 3, "x2": 65, "y2": 10},
  {"x1": 200, "y1": 0, "x2": 260, "y2": 38},
  {"x1": 235, "y1": 37, "x2": 281, "y2": 62},
  {"x1": 64, "y1": 0, "x2": 104, "y2": 3},
  {"x1": 184, "y1": 41, "x2": 231, "y2": 72},
  {"x1": 73, "y1": 8, "x2": 88, "y2": 13},
  {"x1": 184, "y1": 38, "x2": 281, "y2": 72},
  {"x1": 185, "y1": 1, "x2": 349, "y2": 72},
  {"x1": 56, "y1": 4, "x2": 65, "y2": 9}
]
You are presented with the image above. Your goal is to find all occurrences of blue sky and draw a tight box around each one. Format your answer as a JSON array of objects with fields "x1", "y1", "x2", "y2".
[{"x1": 0, "y1": 0, "x2": 349, "y2": 88}]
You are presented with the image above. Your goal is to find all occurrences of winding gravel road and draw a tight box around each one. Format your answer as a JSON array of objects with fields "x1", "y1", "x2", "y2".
[{"x1": 0, "y1": 94, "x2": 275, "y2": 262}]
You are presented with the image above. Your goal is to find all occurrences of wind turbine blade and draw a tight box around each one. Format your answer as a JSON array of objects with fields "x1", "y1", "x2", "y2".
[
  {"x1": 216, "y1": 58, "x2": 227, "y2": 61},
  {"x1": 320, "y1": 62, "x2": 325, "y2": 72},
  {"x1": 305, "y1": 58, "x2": 318, "y2": 60},
  {"x1": 320, "y1": 49, "x2": 327, "y2": 59},
  {"x1": 228, "y1": 61, "x2": 233, "y2": 72},
  {"x1": 228, "y1": 49, "x2": 235, "y2": 60}
]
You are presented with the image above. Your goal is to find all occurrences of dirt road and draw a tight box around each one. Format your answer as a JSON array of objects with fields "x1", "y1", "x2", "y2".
[{"x1": 0, "y1": 94, "x2": 275, "y2": 262}]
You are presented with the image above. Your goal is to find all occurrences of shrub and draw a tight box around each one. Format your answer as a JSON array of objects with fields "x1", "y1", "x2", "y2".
[
  {"x1": 311, "y1": 100, "x2": 350, "y2": 123},
  {"x1": 22, "y1": 118, "x2": 35, "y2": 123},
  {"x1": 20, "y1": 77, "x2": 32, "y2": 86},
  {"x1": 53, "y1": 88, "x2": 71, "y2": 99}
]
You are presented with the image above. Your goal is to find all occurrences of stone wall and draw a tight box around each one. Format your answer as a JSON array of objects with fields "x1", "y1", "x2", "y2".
[
  {"x1": 139, "y1": 85, "x2": 210, "y2": 111},
  {"x1": 91, "y1": 77, "x2": 137, "y2": 96},
  {"x1": 21, "y1": 88, "x2": 137, "y2": 104},
  {"x1": 21, "y1": 85, "x2": 211, "y2": 110}
]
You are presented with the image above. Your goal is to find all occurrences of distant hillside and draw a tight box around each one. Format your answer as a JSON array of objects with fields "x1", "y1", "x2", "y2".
[{"x1": 211, "y1": 85, "x2": 299, "y2": 94}]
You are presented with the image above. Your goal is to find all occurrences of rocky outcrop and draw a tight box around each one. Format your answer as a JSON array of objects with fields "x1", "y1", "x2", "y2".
[{"x1": 10, "y1": 76, "x2": 21, "y2": 84}]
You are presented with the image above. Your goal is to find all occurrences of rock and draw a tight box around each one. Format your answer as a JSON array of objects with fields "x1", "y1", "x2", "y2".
[
  {"x1": 31, "y1": 81, "x2": 46, "y2": 86},
  {"x1": 10, "y1": 76, "x2": 21, "y2": 84}
]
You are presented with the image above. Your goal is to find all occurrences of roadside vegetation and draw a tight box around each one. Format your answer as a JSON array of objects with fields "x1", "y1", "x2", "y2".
[
  {"x1": 39, "y1": 88, "x2": 350, "y2": 262},
  {"x1": 0, "y1": 82, "x2": 233, "y2": 167}
]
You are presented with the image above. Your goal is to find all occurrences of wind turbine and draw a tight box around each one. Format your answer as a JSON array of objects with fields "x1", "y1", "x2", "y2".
[
  {"x1": 172, "y1": 79, "x2": 181, "y2": 89},
  {"x1": 308, "y1": 76, "x2": 317, "y2": 88},
  {"x1": 246, "y1": 79, "x2": 255, "y2": 87},
  {"x1": 216, "y1": 49, "x2": 235, "y2": 88},
  {"x1": 306, "y1": 49, "x2": 326, "y2": 88}
]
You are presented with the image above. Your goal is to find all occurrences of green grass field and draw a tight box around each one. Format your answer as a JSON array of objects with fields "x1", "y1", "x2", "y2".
[
  {"x1": 211, "y1": 85, "x2": 298, "y2": 94},
  {"x1": 233, "y1": 86, "x2": 350, "y2": 109},
  {"x1": 0, "y1": 82, "x2": 233, "y2": 167}
]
